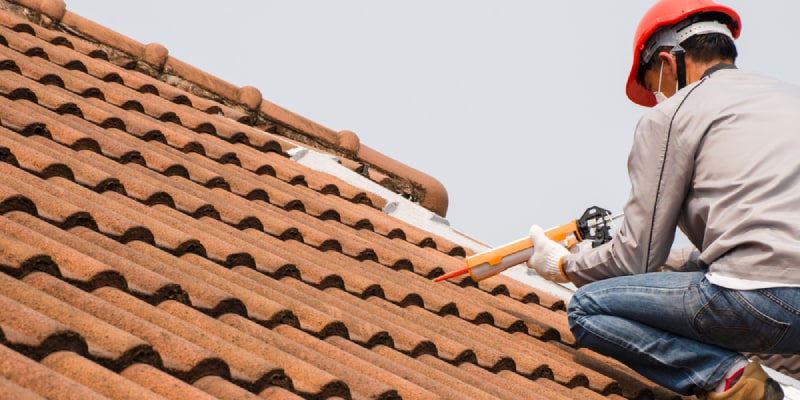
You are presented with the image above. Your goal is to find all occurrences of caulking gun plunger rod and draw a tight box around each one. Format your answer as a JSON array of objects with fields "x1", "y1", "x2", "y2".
[{"x1": 433, "y1": 207, "x2": 624, "y2": 283}]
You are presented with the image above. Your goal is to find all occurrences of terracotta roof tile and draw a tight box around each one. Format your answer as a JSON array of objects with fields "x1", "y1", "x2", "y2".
[
  {"x1": 0, "y1": 343, "x2": 107, "y2": 400},
  {"x1": 70, "y1": 226, "x2": 246, "y2": 315},
  {"x1": 0, "y1": 20, "x2": 288, "y2": 152},
  {"x1": 0, "y1": 217, "x2": 125, "y2": 290},
  {"x1": 160, "y1": 301, "x2": 350, "y2": 399},
  {"x1": 287, "y1": 165, "x2": 386, "y2": 209},
  {"x1": 0, "y1": 291, "x2": 87, "y2": 360},
  {"x1": 464, "y1": 285, "x2": 574, "y2": 343},
  {"x1": 31, "y1": 178, "x2": 145, "y2": 240},
  {"x1": 509, "y1": 331, "x2": 621, "y2": 395},
  {"x1": 232, "y1": 266, "x2": 388, "y2": 344},
  {"x1": 0, "y1": 45, "x2": 94, "y2": 97},
  {"x1": 319, "y1": 288, "x2": 447, "y2": 359},
  {"x1": 481, "y1": 322, "x2": 588, "y2": 387},
  {"x1": 109, "y1": 197, "x2": 259, "y2": 267},
  {"x1": 437, "y1": 313, "x2": 558, "y2": 379},
  {"x1": 257, "y1": 386, "x2": 308, "y2": 400},
  {"x1": 371, "y1": 216, "x2": 467, "y2": 256},
  {"x1": 93, "y1": 286, "x2": 289, "y2": 393},
  {"x1": 425, "y1": 353, "x2": 532, "y2": 399},
  {"x1": 488, "y1": 274, "x2": 567, "y2": 310},
  {"x1": 25, "y1": 272, "x2": 229, "y2": 382},
  {"x1": 0, "y1": 375, "x2": 48, "y2": 400},
  {"x1": 121, "y1": 363, "x2": 219, "y2": 400},
  {"x1": 377, "y1": 342, "x2": 517, "y2": 400},
  {"x1": 1, "y1": 272, "x2": 156, "y2": 371},
  {"x1": 311, "y1": 336, "x2": 438, "y2": 400},
  {"x1": 192, "y1": 375, "x2": 273, "y2": 400},
  {"x1": 412, "y1": 277, "x2": 512, "y2": 326},
  {"x1": 145, "y1": 207, "x2": 306, "y2": 280},
  {"x1": 499, "y1": 370, "x2": 582, "y2": 399},
  {"x1": 0, "y1": 164, "x2": 93, "y2": 228},
  {"x1": 9, "y1": 212, "x2": 185, "y2": 303},
  {"x1": 359, "y1": 295, "x2": 487, "y2": 367},
  {"x1": 276, "y1": 276, "x2": 410, "y2": 349},
  {"x1": 0, "y1": 2, "x2": 701, "y2": 399},
  {"x1": 226, "y1": 316, "x2": 400, "y2": 400},
  {"x1": 366, "y1": 299, "x2": 510, "y2": 370},
  {"x1": 41, "y1": 351, "x2": 165, "y2": 400},
  {"x1": 570, "y1": 346, "x2": 676, "y2": 399},
  {"x1": 309, "y1": 252, "x2": 425, "y2": 308},
  {"x1": 0, "y1": 127, "x2": 120, "y2": 190},
  {"x1": 126, "y1": 245, "x2": 284, "y2": 321},
  {"x1": 46, "y1": 176, "x2": 198, "y2": 251},
  {"x1": 0, "y1": 228, "x2": 58, "y2": 278},
  {"x1": 491, "y1": 362, "x2": 555, "y2": 399}
]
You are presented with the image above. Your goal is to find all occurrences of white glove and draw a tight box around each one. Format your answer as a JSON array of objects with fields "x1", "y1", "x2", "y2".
[{"x1": 526, "y1": 225, "x2": 571, "y2": 283}]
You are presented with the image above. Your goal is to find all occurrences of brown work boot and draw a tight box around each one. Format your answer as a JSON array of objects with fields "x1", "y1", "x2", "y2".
[{"x1": 705, "y1": 362, "x2": 784, "y2": 400}]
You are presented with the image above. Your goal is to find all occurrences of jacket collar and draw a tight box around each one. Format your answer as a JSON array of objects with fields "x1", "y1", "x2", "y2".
[{"x1": 702, "y1": 63, "x2": 737, "y2": 79}]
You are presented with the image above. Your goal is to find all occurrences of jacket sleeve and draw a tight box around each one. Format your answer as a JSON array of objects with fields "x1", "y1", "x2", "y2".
[{"x1": 563, "y1": 106, "x2": 695, "y2": 287}]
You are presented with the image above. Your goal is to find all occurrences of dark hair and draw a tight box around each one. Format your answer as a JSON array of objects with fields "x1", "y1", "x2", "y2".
[
  {"x1": 681, "y1": 33, "x2": 738, "y2": 64},
  {"x1": 636, "y1": 13, "x2": 738, "y2": 84}
]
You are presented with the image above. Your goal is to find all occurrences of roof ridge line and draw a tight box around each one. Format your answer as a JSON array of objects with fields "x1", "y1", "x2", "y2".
[
  {"x1": 6, "y1": 0, "x2": 450, "y2": 216},
  {"x1": 3, "y1": 0, "x2": 339, "y2": 147}
]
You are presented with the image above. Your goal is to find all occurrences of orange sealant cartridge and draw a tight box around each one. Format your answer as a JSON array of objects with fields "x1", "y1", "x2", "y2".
[{"x1": 433, "y1": 206, "x2": 619, "y2": 283}]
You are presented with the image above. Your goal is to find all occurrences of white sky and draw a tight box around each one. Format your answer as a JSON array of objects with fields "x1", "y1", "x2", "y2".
[{"x1": 64, "y1": 1, "x2": 800, "y2": 247}]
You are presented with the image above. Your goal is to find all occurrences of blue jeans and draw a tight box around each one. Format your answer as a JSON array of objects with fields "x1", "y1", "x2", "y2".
[{"x1": 567, "y1": 271, "x2": 800, "y2": 395}]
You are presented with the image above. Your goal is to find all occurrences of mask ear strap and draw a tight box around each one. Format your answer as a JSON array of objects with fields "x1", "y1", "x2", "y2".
[{"x1": 672, "y1": 45, "x2": 687, "y2": 89}]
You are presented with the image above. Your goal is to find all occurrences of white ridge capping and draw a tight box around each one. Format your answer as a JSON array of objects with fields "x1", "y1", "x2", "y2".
[
  {"x1": 288, "y1": 146, "x2": 800, "y2": 397},
  {"x1": 288, "y1": 146, "x2": 486, "y2": 251}
]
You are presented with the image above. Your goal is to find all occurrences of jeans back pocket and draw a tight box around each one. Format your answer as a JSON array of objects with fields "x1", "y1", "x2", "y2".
[{"x1": 693, "y1": 289, "x2": 789, "y2": 353}]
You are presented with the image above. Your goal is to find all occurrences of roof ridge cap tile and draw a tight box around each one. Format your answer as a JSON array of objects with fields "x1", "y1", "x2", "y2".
[
  {"x1": 357, "y1": 144, "x2": 449, "y2": 216},
  {"x1": 163, "y1": 56, "x2": 261, "y2": 110},
  {"x1": 8, "y1": 0, "x2": 65, "y2": 25},
  {"x1": 58, "y1": 10, "x2": 161, "y2": 68}
]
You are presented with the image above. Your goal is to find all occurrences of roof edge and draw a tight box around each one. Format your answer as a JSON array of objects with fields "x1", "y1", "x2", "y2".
[
  {"x1": 357, "y1": 144, "x2": 449, "y2": 216},
  {"x1": 25, "y1": 0, "x2": 449, "y2": 216}
]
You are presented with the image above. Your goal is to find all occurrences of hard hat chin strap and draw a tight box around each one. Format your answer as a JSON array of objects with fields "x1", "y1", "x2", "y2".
[{"x1": 672, "y1": 45, "x2": 687, "y2": 89}]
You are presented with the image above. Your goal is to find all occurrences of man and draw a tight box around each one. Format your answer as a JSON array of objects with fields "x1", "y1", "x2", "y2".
[{"x1": 526, "y1": 0, "x2": 800, "y2": 398}]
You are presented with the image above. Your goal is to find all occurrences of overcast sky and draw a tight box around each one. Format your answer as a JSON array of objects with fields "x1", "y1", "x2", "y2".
[{"x1": 64, "y1": 1, "x2": 800, "y2": 248}]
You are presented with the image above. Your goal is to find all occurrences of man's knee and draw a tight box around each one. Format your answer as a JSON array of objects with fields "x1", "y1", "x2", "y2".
[{"x1": 567, "y1": 288, "x2": 591, "y2": 343}]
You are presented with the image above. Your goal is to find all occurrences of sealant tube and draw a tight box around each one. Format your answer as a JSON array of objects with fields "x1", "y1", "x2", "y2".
[{"x1": 433, "y1": 221, "x2": 578, "y2": 283}]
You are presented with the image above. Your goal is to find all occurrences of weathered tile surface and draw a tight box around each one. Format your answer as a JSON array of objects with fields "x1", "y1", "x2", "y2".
[{"x1": 0, "y1": 1, "x2": 697, "y2": 399}]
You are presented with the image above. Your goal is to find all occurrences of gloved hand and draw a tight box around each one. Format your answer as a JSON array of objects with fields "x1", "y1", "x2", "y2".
[{"x1": 526, "y1": 225, "x2": 571, "y2": 283}]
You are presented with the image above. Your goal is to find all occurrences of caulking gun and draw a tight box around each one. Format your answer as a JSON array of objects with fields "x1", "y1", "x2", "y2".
[{"x1": 433, "y1": 206, "x2": 622, "y2": 283}]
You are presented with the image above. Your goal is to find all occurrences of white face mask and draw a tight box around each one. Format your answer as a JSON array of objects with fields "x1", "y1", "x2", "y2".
[{"x1": 652, "y1": 61, "x2": 679, "y2": 104}]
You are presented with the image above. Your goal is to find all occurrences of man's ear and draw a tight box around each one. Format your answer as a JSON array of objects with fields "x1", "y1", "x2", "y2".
[{"x1": 657, "y1": 51, "x2": 678, "y2": 79}]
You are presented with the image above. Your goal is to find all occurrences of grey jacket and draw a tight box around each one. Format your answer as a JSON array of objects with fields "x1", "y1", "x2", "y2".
[{"x1": 564, "y1": 66, "x2": 800, "y2": 288}]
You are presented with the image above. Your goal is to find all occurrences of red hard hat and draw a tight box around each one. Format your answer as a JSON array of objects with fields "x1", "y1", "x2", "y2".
[{"x1": 626, "y1": 0, "x2": 741, "y2": 107}]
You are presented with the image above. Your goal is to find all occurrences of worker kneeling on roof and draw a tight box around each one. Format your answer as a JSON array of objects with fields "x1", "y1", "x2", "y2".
[{"x1": 526, "y1": 1, "x2": 800, "y2": 398}]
